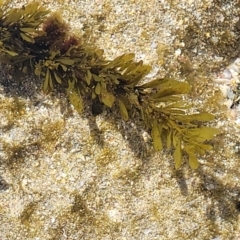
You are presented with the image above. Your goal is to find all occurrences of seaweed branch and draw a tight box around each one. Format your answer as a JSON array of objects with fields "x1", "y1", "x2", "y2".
[{"x1": 0, "y1": 1, "x2": 219, "y2": 169}]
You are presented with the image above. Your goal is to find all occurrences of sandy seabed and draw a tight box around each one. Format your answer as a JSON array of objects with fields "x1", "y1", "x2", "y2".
[{"x1": 0, "y1": 0, "x2": 240, "y2": 239}]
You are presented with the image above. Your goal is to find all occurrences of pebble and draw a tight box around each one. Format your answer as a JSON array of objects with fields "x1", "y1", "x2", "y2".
[
  {"x1": 213, "y1": 58, "x2": 240, "y2": 124},
  {"x1": 206, "y1": 183, "x2": 215, "y2": 190},
  {"x1": 174, "y1": 48, "x2": 181, "y2": 57}
]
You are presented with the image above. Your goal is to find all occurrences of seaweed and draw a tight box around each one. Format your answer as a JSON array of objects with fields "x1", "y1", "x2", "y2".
[{"x1": 0, "y1": 1, "x2": 219, "y2": 169}]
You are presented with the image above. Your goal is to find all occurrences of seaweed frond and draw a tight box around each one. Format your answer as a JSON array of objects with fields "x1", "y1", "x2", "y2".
[
  {"x1": 0, "y1": 1, "x2": 50, "y2": 72},
  {"x1": 0, "y1": 1, "x2": 219, "y2": 169}
]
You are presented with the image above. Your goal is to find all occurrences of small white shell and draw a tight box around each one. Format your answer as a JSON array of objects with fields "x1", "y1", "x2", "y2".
[
  {"x1": 213, "y1": 69, "x2": 233, "y2": 84},
  {"x1": 222, "y1": 69, "x2": 233, "y2": 79},
  {"x1": 228, "y1": 68, "x2": 239, "y2": 77},
  {"x1": 213, "y1": 78, "x2": 232, "y2": 84}
]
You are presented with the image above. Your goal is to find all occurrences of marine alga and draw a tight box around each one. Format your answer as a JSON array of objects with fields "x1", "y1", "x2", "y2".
[{"x1": 0, "y1": 1, "x2": 219, "y2": 169}]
